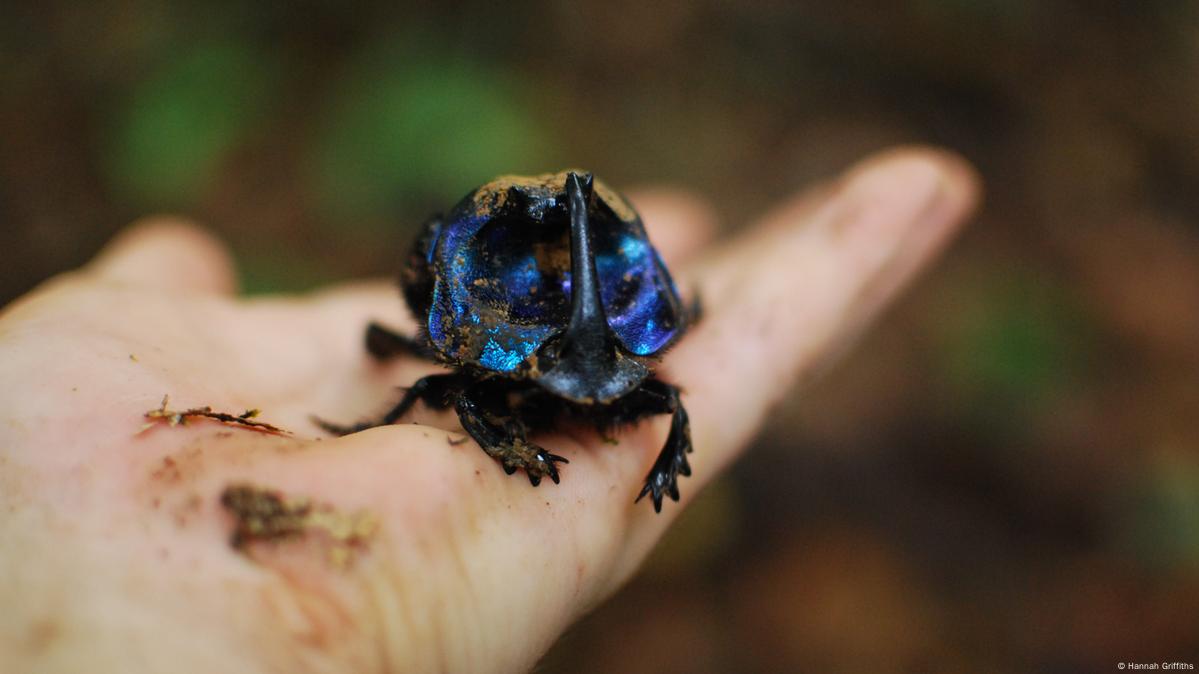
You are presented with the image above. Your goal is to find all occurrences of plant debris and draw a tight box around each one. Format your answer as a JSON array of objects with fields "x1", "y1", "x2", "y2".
[
  {"x1": 140, "y1": 395, "x2": 290, "y2": 436},
  {"x1": 220, "y1": 483, "x2": 378, "y2": 567}
]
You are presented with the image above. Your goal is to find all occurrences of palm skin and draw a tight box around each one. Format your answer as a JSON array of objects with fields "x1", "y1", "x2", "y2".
[{"x1": 0, "y1": 148, "x2": 977, "y2": 673}]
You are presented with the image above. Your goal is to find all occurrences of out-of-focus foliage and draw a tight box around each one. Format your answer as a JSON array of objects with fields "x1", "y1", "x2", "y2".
[
  {"x1": 104, "y1": 40, "x2": 279, "y2": 208},
  {"x1": 1123, "y1": 457, "x2": 1199, "y2": 570},
  {"x1": 935, "y1": 272, "x2": 1094, "y2": 430},
  {"x1": 2, "y1": 1, "x2": 1197, "y2": 671},
  {"x1": 311, "y1": 42, "x2": 550, "y2": 223}
]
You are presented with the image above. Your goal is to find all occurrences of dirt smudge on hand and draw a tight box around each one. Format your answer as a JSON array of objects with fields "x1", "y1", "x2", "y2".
[{"x1": 219, "y1": 483, "x2": 379, "y2": 569}]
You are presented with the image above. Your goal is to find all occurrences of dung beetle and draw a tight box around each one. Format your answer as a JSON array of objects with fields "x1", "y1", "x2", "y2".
[{"x1": 317, "y1": 170, "x2": 698, "y2": 511}]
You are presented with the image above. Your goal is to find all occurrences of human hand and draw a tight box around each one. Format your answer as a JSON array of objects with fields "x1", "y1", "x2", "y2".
[{"x1": 0, "y1": 147, "x2": 978, "y2": 673}]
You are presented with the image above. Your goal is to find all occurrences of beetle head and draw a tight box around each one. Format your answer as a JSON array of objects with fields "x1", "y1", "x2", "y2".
[{"x1": 536, "y1": 172, "x2": 650, "y2": 403}]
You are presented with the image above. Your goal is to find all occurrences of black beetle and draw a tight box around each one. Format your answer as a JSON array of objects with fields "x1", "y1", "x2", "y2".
[{"x1": 317, "y1": 170, "x2": 698, "y2": 511}]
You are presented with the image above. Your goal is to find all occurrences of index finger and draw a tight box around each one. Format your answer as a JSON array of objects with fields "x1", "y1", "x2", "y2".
[{"x1": 616, "y1": 147, "x2": 979, "y2": 563}]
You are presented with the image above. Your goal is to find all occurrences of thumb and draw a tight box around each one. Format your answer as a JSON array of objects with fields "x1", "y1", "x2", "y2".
[{"x1": 89, "y1": 217, "x2": 238, "y2": 295}]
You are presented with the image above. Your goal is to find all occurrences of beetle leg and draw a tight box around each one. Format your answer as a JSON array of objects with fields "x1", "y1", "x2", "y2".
[
  {"x1": 364, "y1": 321, "x2": 438, "y2": 362},
  {"x1": 631, "y1": 380, "x2": 693, "y2": 513},
  {"x1": 312, "y1": 372, "x2": 463, "y2": 435},
  {"x1": 684, "y1": 293, "x2": 703, "y2": 329},
  {"x1": 456, "y1": 384, "x2": 568, "y2": 487}
]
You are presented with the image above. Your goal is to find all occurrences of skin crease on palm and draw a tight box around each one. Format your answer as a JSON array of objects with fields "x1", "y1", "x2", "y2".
[{"x1": 0, "y1": 147, "x2": 978, "y2": 673}]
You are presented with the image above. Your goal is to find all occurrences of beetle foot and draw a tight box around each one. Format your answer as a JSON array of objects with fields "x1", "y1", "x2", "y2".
[
  {"x1": 456, "y1": 390, "x2": 568, "y2": 487},
  {"x1": 495, "y1": 440, "x2": 569, "y2": 486},
  {"x1": 636, "y1": 400, "x2": 693, "y2": 512}
]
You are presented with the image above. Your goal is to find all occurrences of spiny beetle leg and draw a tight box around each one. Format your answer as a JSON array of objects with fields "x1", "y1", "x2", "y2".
[
  {"x1": 456, "y1": 386, "x2": 567, "y2": 486},
  {"x1": 312, "y1": 372, "x2": 463, "y2": 436},
  {"x1": 633, "y1": 380, "x2": 693, "y2": 513}
]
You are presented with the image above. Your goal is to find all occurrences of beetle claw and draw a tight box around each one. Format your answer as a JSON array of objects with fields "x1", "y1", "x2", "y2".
[
  {"x1": 482, "y1": 442, "x2": 566, "y2": 487},
  {"x1": 542, "y1": 451, "x2": 568, "y2": 485},
  {"x1": 521, "y1": 448, "x2": 567, "y2": 487},
  {"x1": 635, "y1": 385, "x2": 693, "y2": 512}
]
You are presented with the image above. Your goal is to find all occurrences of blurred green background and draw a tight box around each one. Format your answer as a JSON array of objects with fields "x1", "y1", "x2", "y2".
[{"x1": 3, "y1": 1, "x2": 1198, "y2": 671}]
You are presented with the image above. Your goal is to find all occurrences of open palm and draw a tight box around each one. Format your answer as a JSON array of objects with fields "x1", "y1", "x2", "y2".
[{"x1": 1, "y1": 148, "x2": 977, "y2": 673}]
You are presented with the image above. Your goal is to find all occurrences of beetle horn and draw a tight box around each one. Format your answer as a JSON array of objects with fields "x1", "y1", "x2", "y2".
[
  {"x1": 538, "y1": 172, "x2": 648, "y2": 403},
  {"x1": 562, "y1": 172, "x2": 605, "y2": 356}
]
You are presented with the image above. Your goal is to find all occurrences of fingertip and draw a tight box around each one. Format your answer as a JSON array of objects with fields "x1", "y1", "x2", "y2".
[
  {"x1": 91, "y1": 216, "x2": 238, "y2": 294},
  {"x1": 845, "y1": 145, "x2": 982, "y2": 221},
  {"x1": 788, "y1": 146, "x2": 980, "y2": 263},
  {"x1": 839, "y1": 147, "x2": 983, "y2": 273},
  {"x1": 925, "y1": 147, "x2": 983, "y2": 223}
]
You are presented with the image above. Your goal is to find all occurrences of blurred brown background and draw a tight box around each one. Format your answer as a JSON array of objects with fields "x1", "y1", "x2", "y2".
[{"x1": 3, "y1": 2, "x2": 1198, "y2": 672}]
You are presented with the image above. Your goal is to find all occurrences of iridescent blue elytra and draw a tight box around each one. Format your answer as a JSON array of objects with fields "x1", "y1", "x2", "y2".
[{"x1": 423, "y1": 171, "x2": 687, "y2": 374}]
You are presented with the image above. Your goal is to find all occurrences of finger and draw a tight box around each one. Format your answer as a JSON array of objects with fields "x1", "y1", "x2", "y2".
[
  {"x1": 626, "y1": 188, "x2": 719, "y2": 267},
  {"x1": 622, "y1": 147, "x2": 979, "y2": 543},
  {"x1": 89, "y1": 217, "x2": 237, "y2": 295},
  {"x1": 684, "y1": 146, "x2": 978, "y2": 467}
]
